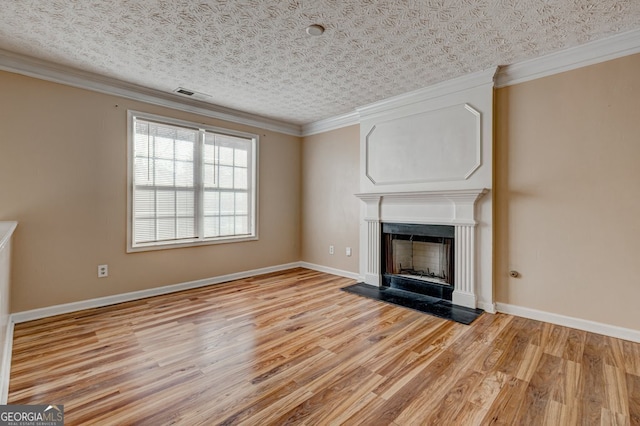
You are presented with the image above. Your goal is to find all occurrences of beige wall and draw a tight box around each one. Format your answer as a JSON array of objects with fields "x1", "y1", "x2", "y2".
[
  {"x1": 0, "y1": 71, "x2": 301, "y2": 312},
  {"x1": 495, "y1": 53, "x2": 640, "y2": 331},
  {"x1": 301, "y1": 126, "x2": 360, "y2": 274}
]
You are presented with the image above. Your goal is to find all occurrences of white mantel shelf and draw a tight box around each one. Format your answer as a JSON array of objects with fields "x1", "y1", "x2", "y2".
[
  {"x1": 355, "y1": 188, "x2": 488, "y2": 203},
  {"x1": 355, "y1": 188, "x2": 489, "y2": 227}
]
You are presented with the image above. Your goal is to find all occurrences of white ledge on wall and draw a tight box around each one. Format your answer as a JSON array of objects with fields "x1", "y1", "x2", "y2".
[
  {"x1": 355, "y1": 188, "x2": 488, "y2": 203},
  {"x1": 355, "y1": 188, "x2": 489, "y2": 225}
]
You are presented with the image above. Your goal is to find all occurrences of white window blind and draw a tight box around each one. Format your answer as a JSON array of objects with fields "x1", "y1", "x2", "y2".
[{"x1": 128, "y1": 112, "x2": 257, "y2": 251}]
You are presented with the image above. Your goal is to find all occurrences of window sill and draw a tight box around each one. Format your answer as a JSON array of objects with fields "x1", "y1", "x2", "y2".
[{"x1": 127, "y1": 235, "x2": 258, "y2": 253}]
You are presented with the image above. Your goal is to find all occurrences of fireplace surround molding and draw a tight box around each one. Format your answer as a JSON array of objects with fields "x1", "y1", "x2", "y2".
[{"x1": 355, "y1": 188, "x2": 489, "y2": 310}]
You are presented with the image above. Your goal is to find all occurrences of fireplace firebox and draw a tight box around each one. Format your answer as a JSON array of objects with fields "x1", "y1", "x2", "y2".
[{"x1": 382, "y1": 223, "x2": 455, "y2": 300}]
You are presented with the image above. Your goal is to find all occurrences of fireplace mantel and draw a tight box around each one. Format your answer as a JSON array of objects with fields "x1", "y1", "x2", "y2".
[
  {"x1": 355, "y1": 188, "x2": 489, "y2": 309},
  {"x1": 355, "y1": 188, "x2": 488, "y2": 225},
  {"x1": 355, "y1": 188, "x2": 488, "y2": 200}
]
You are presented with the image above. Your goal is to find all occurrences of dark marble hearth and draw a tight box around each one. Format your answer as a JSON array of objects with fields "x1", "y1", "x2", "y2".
[
  {"x1": 341, "y1": 282, "x2": 483, "y2": 325},
  {"x1": 384, "y1": 274, "x2": 454, "y2": 300}
]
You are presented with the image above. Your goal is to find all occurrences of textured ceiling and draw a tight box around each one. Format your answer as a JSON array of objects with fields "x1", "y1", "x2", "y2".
[{"x1": 0, "y1": 0, "x2": 639, "y2": 125}]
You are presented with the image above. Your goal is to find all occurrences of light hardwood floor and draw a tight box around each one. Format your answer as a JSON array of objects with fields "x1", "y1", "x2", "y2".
[{"x1": 9, "y1": 268, "x2": 640, "y2": 425}]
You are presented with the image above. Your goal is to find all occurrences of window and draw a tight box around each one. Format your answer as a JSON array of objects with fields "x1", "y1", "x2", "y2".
[{"x1": 127, "y1": 111, "x2": 258, "y2": 251}]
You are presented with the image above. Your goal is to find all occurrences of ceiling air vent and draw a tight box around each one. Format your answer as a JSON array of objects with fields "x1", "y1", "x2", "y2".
[
  {"x1": 175, "y1": 87, "x2": 195, "y2": 96},
  {"x1": 173, "y1": 87, "x2": 212, "y2": 100}
]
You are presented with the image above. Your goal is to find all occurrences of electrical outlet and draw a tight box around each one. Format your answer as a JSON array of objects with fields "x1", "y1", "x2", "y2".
[
  {"x1": 98, "y1": 264, "x2": 108, "y2": 278},
  {"x1": 329, "y1": 245, "x2": 335, "y2": 255},
  {"x1": 346, "y1": 247, "x2": 352, "y2": 257}
]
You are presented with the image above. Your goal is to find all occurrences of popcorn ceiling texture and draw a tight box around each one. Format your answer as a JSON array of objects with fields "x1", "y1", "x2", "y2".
[{"x1": 0, "y1": 0, "x2": 638, "y2": 125}]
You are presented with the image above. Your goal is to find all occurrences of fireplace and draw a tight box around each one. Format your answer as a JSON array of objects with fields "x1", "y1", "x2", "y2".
[
  {"x1": 355, "y1": 189, "x2": 490, "y2": 310},
  {"x1": 355, "y1": 72, "x2": 495, "y2": 312},
  {"x1": 382, "y1": 223, "x2": 455, "y2": 300}
]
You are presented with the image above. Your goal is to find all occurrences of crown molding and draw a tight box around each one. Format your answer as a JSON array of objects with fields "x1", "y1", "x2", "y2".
[
  {"x1": 306, "y1": 29, "x2": 640, "y2": 134},
  {"x1": 495, "y1": 28, "x2": 640, "y2": 88},
  {"x1": 356, "y1": 67, "x2": 497, "y2": 119},
  {"x1": 0, "y1": 49, "x2": 302, "y2": 136},
  {"x1": 5, "y1": 24, "x2": 640, "y2": 138},
  {"x1": 301, "y1": 68, "x2": 497, "y2": 134},
  {"x1": 301, "y1": 110, "x2": 360, "y2": 136}
]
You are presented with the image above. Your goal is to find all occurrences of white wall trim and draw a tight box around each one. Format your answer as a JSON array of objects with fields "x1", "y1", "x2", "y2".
[
  {"x1": 0, "y1": 49, "x2": 302, "y2": 137},
  {"x1": 356, "y1": 68, "x2": 497, "y2": 119},
  {"x1": 5, "y1": 27, "x2": 640, "y2": 138},
  {"x1": 478, "y1": 301, "x2": 496, "y2": 314},
  {"x1": 0, "y1": 320, "x2": 14, "y2": 404},
  {"x1": 496, "y1": 302, "x2": 640, "y2": 343},
  {"x1": 299, "y1": 262, "x2": 361, "y2": 281},
  {"x1": 12, "y1": 262, "x2": 301, "y2": 324},
  {"x1": 10, "y1": 262, "x2": 359, "y2": 324},
  {"x1": 495, "y1": 28, "x2": 640, "y2": 88},
  {"x1": 301, "y1": 111, "x2": 360, "y2": 136},
  {"x1": 0, "y1": 222, "x2": 17, "y2": 252},
  {"x1": 305, "y1": 29, "x2": 640, "y2": 134}
]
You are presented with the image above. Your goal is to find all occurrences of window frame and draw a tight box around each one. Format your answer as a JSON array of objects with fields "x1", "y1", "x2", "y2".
[{"x1": 127, "y1": 110, "x2": 259, "y2": 252}]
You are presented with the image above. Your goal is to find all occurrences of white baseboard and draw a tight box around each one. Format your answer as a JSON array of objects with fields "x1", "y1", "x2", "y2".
[
  {"x1": 477, "y1": 301, "x2": 496, "y2": 314},
  {"x1": 0, "y1": 320, "x2": 14, "y2": 404},
  {"x1": 452, "y1": 290, "x2": 477, "y2": 310},
  {"x1": 496, "y1": 302, "x2": 640, "y2": 343},
  {"x1": 12, "y1": 262, "x2": 301, "y2": 324},
  {"x1": 298, "y1": 262, "x2": 360, "y2": 281},
  {"x1": 11, "y1": 262, "x2": 360, "y2": 324}
]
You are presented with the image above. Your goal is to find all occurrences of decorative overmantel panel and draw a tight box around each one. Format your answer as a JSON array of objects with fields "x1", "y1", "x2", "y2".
[
  {"x1": 355, "y1": 190, "x2": 488, "y2": 309},
  {"x1": 365, "y1": 104, "x2": 481, "y2": 185}
]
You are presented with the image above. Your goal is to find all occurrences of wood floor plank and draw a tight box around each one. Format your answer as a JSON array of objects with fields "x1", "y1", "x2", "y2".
[
  {"x1": 514, "y1": 352, "x2": 563, "y2": 425},
  {"x1": 419, "y1": 369, "x2": 485, "y2": 424},
  {"x1": 8, "y1": 268, "x2": 640, "y2": 425},
  {"x1": 542, "y1": 323, "x2": 571, "y2": 357},
  {"x1": 579, "y1": 332, "x2": 607, "y2": 425},
  {"x1": 627, "y1": 372, "x2": 640, "y2": 425},
  {"x1": 492, "y1": 316, "x2": 539, "y2": 377},
  {"x1": 479, "y1": 376, "x2": 530, "y2": 425},
  {"x1": 265, "y1": 365, "x2": 377, "y2": 425},
  {"x1": 550, "y1": 358, "x2": 581, "y2": 405},
  {"x1": 623, "y1": 340, "x2": 640, "y2": 376},
  {"x1": 603, "y1": 363, "x2": 630, "y2": 416},
  {"x1": 563, "y1": 328, "x2": 587, "y2": 363},
  {"x1": 468, "y1": 370, "x2": 509, "y2": 411}
]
